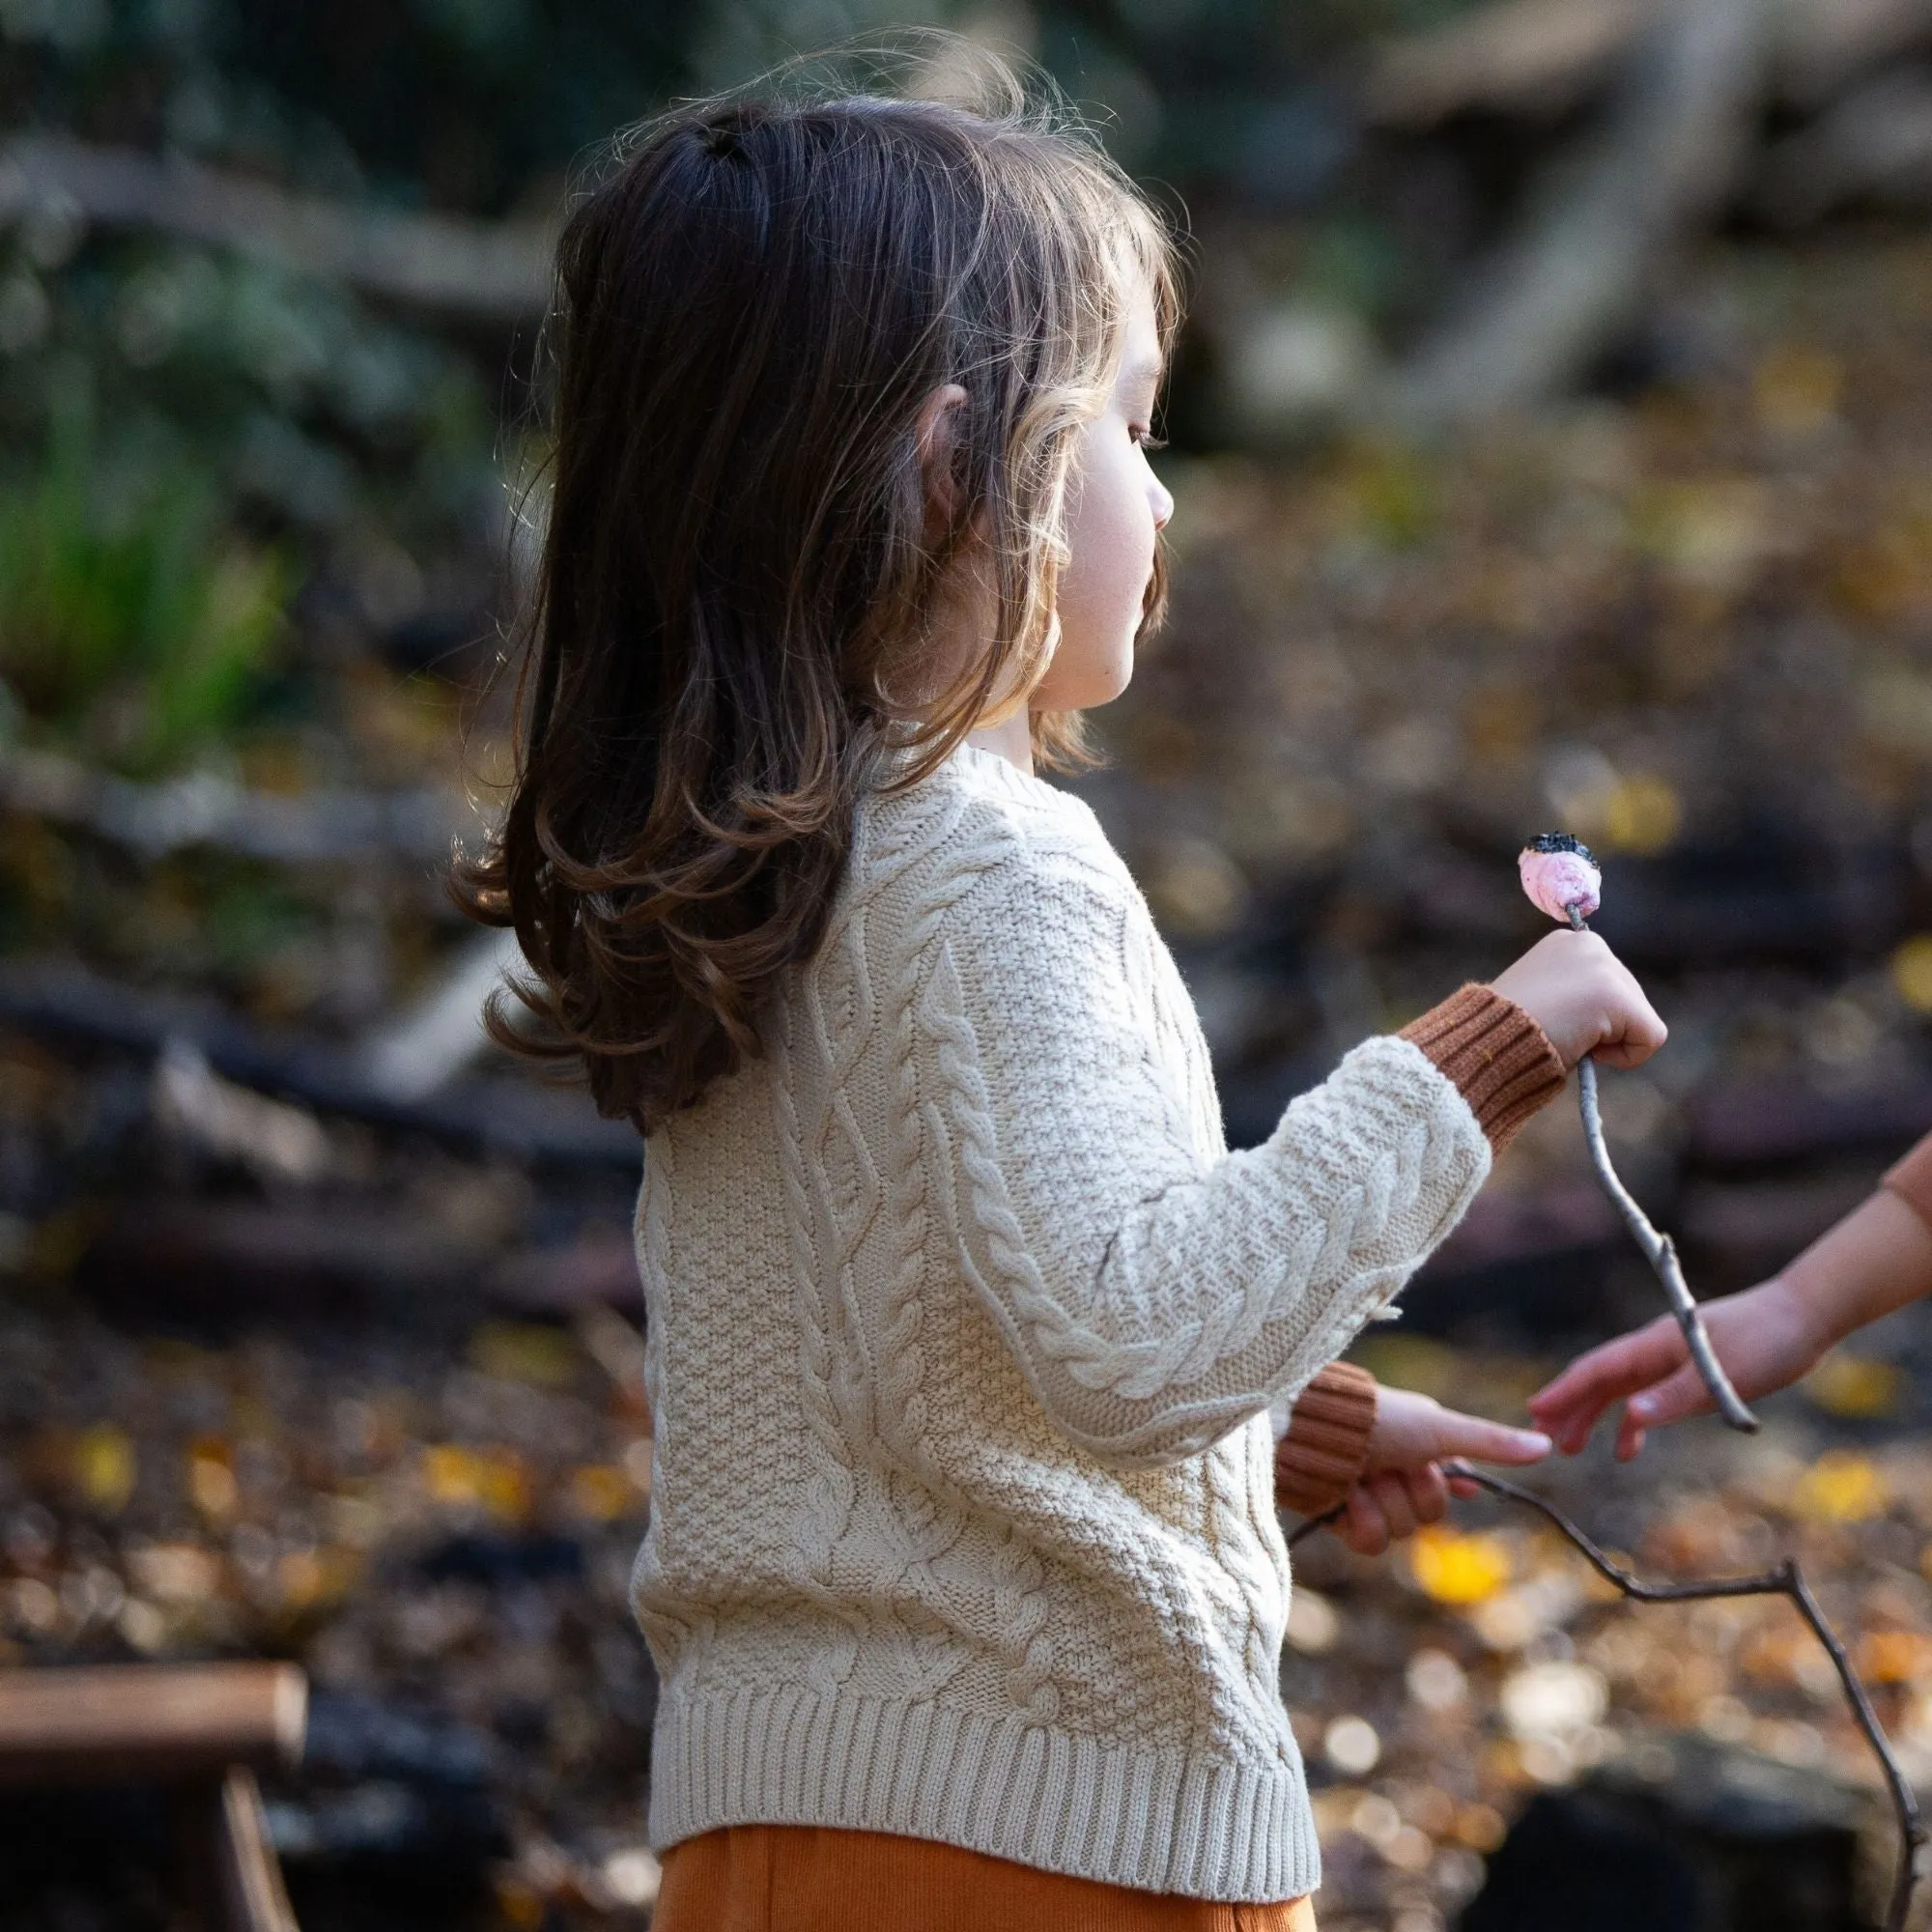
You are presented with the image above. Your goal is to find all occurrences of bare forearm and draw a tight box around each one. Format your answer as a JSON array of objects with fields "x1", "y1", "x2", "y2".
[{"x1": 1781, "y1": 1186, "x2": 1932, "y2": 1349}]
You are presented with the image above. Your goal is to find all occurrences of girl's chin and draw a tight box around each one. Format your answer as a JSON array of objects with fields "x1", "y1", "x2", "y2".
[{"x1": 1037, "y1": 639, "x2": 1137, "y2": 710}]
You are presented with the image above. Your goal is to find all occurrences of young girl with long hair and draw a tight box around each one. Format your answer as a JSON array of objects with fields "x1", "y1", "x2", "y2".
[{"x1": 459, "y1": 48, "x2": 1665, "y2": 1932}]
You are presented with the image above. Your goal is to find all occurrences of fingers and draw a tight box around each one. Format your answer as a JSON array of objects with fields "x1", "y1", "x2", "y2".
[
  {"x1": 1527, "y1": 1317, "x2": 1687, "y2": 1453},
  {"x1": 1596, "y1": 958, "x2": 1667, "y2": 1070},
  {"x1": 1626, "y1": 1358, "x2": 1716, "y2": 1432},
  {"x1": 1337, "y1": 1485, "x2": 1390, "y2": 1557},
  {"x1": 1427, "y1": 1408, "x2": 1552, "y2": 1467},
  {"x1": 1405, "y1": 1463, "x2": 1450, "y2": 1525},
  {"x1": 1368, "y1": 1471, "x2": 1419, "y2": 1542},
  {"x1": 1592, "y1": 1033, "x2": 1665, "y2": 1071}
]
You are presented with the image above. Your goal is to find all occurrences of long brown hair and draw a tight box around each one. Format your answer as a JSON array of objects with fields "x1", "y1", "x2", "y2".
[{"x1": 454, "y1": 45, "x2": 1179, "y2": 1134}]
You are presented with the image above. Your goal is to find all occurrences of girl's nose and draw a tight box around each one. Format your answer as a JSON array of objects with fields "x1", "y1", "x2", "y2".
[{"x1": 1151, "y1": 477, "x2": 1175, "y2": 530}]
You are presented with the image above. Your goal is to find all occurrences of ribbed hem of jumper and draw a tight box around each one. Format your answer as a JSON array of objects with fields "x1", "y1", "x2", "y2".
[
  {"x1": 1884, "y1": 1134, "x2": 1932, "y2": 1232},
  {"x1": 1398, "y1": 984, "x2": 1566, "y2": 1153},
  {"x1": 646, "y1": 1687, "x2": 1321, "y2": 1904},
  {"x1": 1274, "y1": 1361, "x2": 1378, "y2": 1516}
]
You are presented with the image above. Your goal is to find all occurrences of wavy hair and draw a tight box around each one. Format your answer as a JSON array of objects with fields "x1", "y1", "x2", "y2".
[{"x1": 453, "y1": 44, "x2": 1179, "y2": 1133}]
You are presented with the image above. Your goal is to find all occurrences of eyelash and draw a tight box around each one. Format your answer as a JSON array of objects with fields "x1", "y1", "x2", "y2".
[{"x1": 1131, "y1": 428, "x2": 1167, "y2": 452}]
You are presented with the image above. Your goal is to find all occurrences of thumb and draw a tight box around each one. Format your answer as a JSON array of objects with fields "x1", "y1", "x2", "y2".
[
  {"x1": 1430, "y1": 1410, "x2": 1552, "y2": 1466},
  {"x1": 1626, "y1": 1359, "x2": 1716, "y2": 1432}
]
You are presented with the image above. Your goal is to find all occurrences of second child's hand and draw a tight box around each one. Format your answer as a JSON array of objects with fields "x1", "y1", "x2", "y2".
[
  {"x1": 1528, "y1": 1283, "x2": 1823, "y2": 1461},
  {"x1": 1529, "y1": 1187, "x2": 1932, "y2": 1459}
]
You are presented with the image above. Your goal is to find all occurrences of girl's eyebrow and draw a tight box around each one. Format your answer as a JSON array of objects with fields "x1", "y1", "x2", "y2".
[{"x1": 1121, "y1": 355, "x2": 1163, "y2": 395}]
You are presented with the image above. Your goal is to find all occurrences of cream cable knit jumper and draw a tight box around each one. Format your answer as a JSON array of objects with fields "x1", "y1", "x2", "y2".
[{"x1": 630, "y1": 739, "x2": 1495, "y2": 1902}]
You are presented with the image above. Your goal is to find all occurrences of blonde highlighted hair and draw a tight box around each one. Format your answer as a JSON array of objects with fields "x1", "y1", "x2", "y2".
[{"x1": 455, "y1": 40, "x2": 1181, "y2": 1132}]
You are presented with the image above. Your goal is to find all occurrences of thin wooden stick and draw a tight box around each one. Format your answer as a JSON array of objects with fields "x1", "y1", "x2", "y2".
[
  {"x1": 1288, "y1": 1469, "x2": 1927, "y2": 1931},
  {"x1": 1565, "y1": 902, "x2": 1759, "y2": 1432}
]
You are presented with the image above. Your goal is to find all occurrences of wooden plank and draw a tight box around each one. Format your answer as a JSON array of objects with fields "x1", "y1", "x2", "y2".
[
  {"x1": 0, "y1": 1662, "x2": 305, "y2": 1786},
  {"x1": 213, "y1": 1766, "x2": 302, "y2": 1932}
]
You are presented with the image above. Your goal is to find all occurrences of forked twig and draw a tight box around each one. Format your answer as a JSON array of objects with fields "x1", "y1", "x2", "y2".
[
  {"x1": 1288, "y1": 1467, "x2": 1927, "y2": 1931},
  {"x1": 1563, "y1": 901, "x2": 1759, "y2": 1433}
]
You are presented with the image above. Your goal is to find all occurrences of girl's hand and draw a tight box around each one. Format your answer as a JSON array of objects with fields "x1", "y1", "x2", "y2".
[
  {"x1": 1329, "y1": 1389, "x2": 1550, "y2": 1558},
  {"x1": 1490, "y1": 928, "x2": 1667, "y2": 1071},
  {"x1": 1528, "y1": 1276, "x2": 1830, "y2": 1461}
]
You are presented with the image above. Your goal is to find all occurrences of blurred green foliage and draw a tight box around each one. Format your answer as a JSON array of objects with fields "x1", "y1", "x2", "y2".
[
  {"x1": 0, "y1": 0, "x2": 1493, "y2": 781},
  {"x1": 0, "y1": 376, "x2": 285, "y2": 774}
]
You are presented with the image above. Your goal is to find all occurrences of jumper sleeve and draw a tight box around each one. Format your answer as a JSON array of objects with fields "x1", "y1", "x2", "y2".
[
  {"x1": 922, "y1": 845, "x2": 1492, "y2": 1467},
  {"x1": 1272, "y1": 1362, "x2": 1378, "y2": 1515},
  {"x1": 1399, "y1": 985, "x2": 1566, "y2": 1152}
]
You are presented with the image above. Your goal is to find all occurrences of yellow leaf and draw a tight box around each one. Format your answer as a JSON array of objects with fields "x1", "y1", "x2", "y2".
[
  {"x1": 1804, "y1": 1352, "x2": 1902, "y2": 1420},
  {"x1": 1409, "y1": 1525, "x2": 1513, "y2": 1606},
  {"x1": 276, "y1": 1548, "x2": 359, "y2": 1612},
  {"x1": 567, "y1": 1463, "x2": 639, "y2": 1523},
  {"x1": 467, "y1": 1321, "x2": 580, "y2": 1388},
  {"x1": 72, "y1": 1424, "x2": 135, "y2": 1514},
  {"x1": 186, "y1": 1437, "x2": 237, "y2": 1520},
  {"x1": 1600, "y1": 772, "x2": 1682, "y2": 857},
  {"x1": 1792, "y1": 1450, "x2": 1887, "y2": 1523},
  {"x1": 1892, "y1": 935, "x2": 1932, "y2": 1013},
  {"x1": 1858, "y1": 1630, "x2": 1932, "y2": 1685},
  {"x1": 421, "y1": 1443, "x2": 530, "y2": 1526}
]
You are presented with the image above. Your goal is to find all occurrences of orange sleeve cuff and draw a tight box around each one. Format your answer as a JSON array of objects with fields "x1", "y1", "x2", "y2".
[
  {"x1": 1273, "y1": 1362, "x2": 1378, "y2": 1517},
  {"x1": 1883, "y1": 1132, "x2": 1932, "y2": 1232},
  {"x1": 1399, "y1": 983, "x2": 1567, "y2": 1154}
]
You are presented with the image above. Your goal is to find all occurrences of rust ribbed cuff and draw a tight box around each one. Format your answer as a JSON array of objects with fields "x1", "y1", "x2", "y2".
[
  {"x1": 1883, "y1": 1131, "x2": 1932, "y2": 1232},
  {"x1": 1273, "y1": 1362, "x2": 1378, "y2": 1518},
  {"x1": 1399, "y1": 983, "x2": 1566, "y2": 1154}
]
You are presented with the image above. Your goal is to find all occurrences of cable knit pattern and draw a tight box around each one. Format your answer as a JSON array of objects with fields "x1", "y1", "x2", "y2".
[{"x1": 630, "y1": 739, "x2": 1493, "y2": 1902}]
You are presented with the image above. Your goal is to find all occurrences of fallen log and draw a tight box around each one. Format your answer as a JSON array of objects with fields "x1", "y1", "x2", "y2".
[
  {"x1": 0, "y1": 134, "x2": 554, "y2": 320},
  {"x1": 1363, "y1": 0, "x2": 1656, "y2": 127},
  {"x1": 0, "y1": 746, "x2": 470, "y2": 866},
  {"x1": 1364, "y1": 0, "x2": 1932, "y2": 127},
  {"x1": 0, "y1": 959, "x2": 640, "y2": 1172}
]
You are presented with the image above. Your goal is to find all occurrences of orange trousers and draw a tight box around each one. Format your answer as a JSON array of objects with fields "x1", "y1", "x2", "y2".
[{"x1": 653, "y1": 1825, "x2": 1317, "y2": 1932}]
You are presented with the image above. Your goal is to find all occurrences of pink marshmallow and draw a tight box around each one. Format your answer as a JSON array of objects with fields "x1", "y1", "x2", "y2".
[{"x1": 1519, "y1": 843, "x2": 1602, "y2": 923}]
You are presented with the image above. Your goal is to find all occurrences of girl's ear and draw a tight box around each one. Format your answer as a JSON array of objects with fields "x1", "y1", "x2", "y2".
[{"x1": 914, "y1": 383, "x2": 970, "y2": 540}]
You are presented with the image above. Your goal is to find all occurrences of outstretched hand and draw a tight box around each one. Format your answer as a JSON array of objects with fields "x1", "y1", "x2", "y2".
[
  {"x1": 1323, "y1": 1388, "x2": 1551, "y2": 1557},
  {"x1": 1529, "y1": 1187, "x2": 1932, "y2": 1459},
  {"x1": 1528, "y1": 1278, "x2": 1827, "y2": 1461}
]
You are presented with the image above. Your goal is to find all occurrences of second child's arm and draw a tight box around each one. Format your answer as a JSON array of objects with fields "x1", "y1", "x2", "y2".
[{"x1": 1531, "y1": 1174, "x2": 1932, "y2": 1459}]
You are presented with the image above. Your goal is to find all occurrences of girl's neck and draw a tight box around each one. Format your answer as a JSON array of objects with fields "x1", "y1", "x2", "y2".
[{"x1": 964, "y1": 709, "x2": 1034, "y2": 775}]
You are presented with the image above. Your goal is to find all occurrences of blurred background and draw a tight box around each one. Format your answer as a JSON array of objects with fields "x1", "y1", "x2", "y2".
[{"x1": 14, "y1": 2, "x2": 1932, "y2": 1927}]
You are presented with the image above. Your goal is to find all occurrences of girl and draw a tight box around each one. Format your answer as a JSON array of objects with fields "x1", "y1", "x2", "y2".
[
  {"x1": 459, "y1": 52, "x2": 1665, "y2": 1932},
  {"x1": 1531, "y1": 1137, "x2": 1932, "y2": 1460}
]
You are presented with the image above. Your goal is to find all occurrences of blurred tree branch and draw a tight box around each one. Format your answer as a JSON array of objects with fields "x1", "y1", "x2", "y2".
[
  {"x1": 1292, "y1": 1466, "x2": 1928, "y2": 1932},
  {"x1": 1382, "y1": 0, "x2": 1771, "y2": 427}
]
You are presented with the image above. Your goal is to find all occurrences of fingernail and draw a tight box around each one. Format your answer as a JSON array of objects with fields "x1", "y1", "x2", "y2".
[{"x1": 1519, "y1": 1432, "x2": 1552, "y2": 1454}]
